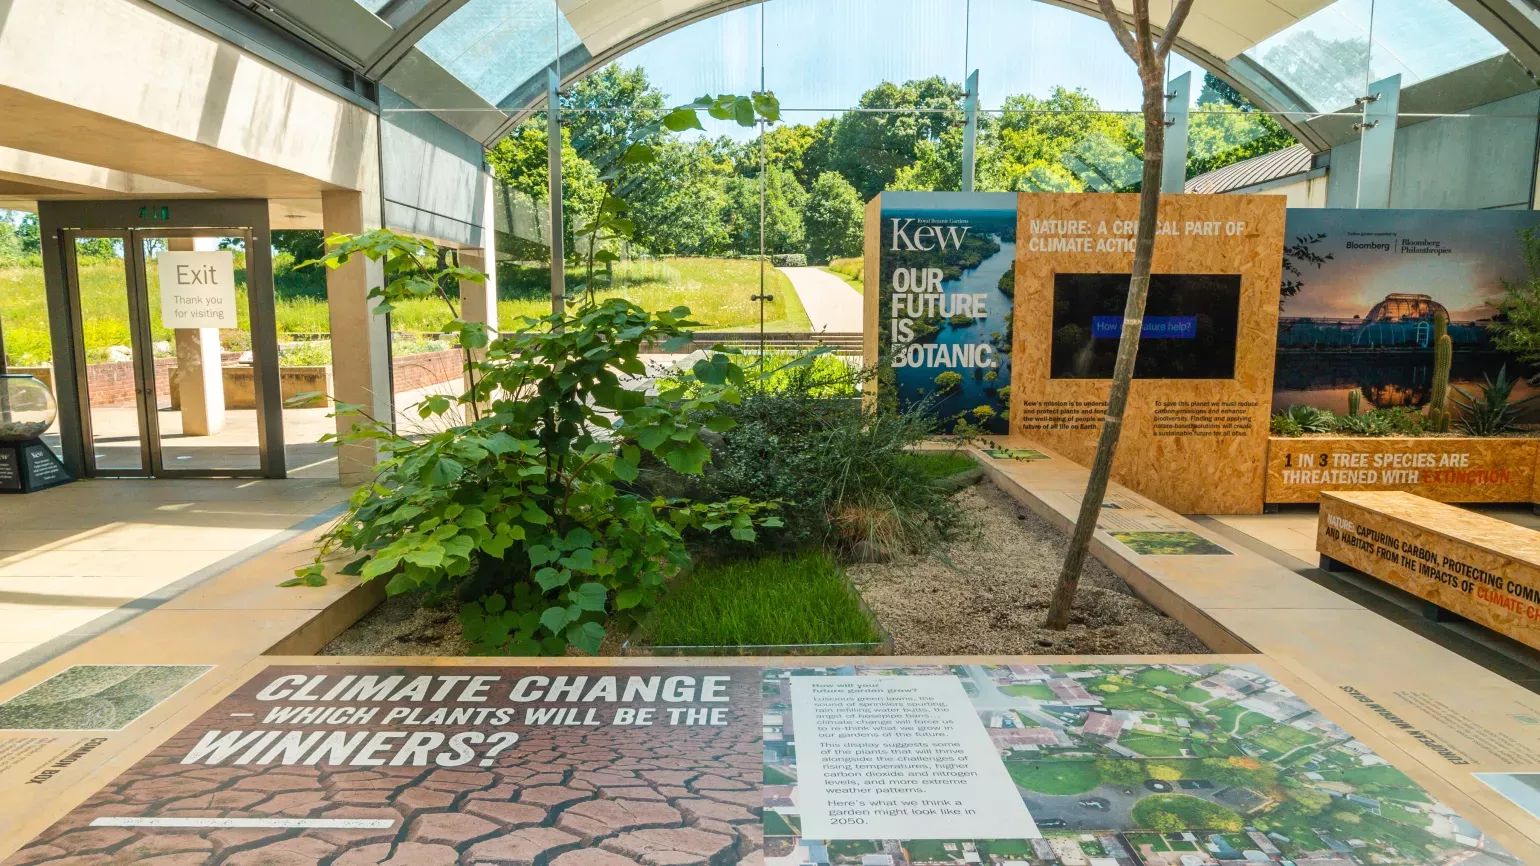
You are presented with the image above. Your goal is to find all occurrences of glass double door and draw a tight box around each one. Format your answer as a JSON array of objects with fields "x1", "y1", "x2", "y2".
[{"x1": 64, "y1": 229, "x2": 276, "y2": 477}]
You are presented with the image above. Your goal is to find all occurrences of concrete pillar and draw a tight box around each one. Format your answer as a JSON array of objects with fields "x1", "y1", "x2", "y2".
[
  {"x1": 322, "y1": 189, "x2": 392, "y2": 483},
  {"x1": 461, "y1": 173, "x2": 499, "y2": 342},
  {"x1": 459, "y1": 249, "x2": 497, "y2": 345},
  {"x1": 167, "y1": 237, "x2": 225, "y2": 436}
]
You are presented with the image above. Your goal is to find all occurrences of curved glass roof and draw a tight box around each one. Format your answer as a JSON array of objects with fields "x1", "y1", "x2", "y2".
[
  {"x1": 262, "y1": 0, "x2": 1538, "y2": 147},
  {"x1": 1244, "y1": 0, "x2": 1507, "y2": 112},
  {"x1": 415, "y1": 0, "x2": 582, "y2": 105}
]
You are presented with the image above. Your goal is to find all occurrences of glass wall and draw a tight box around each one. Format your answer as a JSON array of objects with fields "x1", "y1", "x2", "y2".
[
  {"x1": 0, "y1": 209, "x2": 60, "y2": 457},
  {"x1": 385, "y1": 0, "x2": 1537, "y2": 345}
]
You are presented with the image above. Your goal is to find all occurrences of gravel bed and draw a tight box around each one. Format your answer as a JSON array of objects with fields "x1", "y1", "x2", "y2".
[{"x1": 847, "y1": 482, "x2": 1209, "y2": 655}]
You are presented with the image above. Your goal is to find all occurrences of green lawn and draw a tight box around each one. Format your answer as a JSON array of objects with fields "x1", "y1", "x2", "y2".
[
  {"x1": 1126, "y1": 833, "x2": 1168, "y2": 853},
  {"x1": 1133, "y1": 668, "x2": 1196, "y2": 689},
  {"x1": 1131, "y1": 794, "x2": 1244, "y2": 832},
  {"x1": 1000, "y1": 684, "x2": 1057, "y2": 700},
  {"x1": 1211, "y1": 701, "x2": 1271, "y2": 735},
  {"x1": 640, "y1": 550, "x2": 880, "y2": 649},
  {"x1": 0, "y1": 255, "x2": 812, "y2": 366},
  {"x1": 1099, "y1": 688, "x2": 1186, "y2": 712},
  {"x1": 1005, "y1": 760, "x2": 1101, "y2": 795},
  {"x1": 1175, "y1": 685, "x2": 1213, "y2": 704},
  {"x1": 1117, "y1": 732, "x2": 1188, "y2": 758},
  {"x1": 763, "y1": 811, "x2": 800, "y2": 836},
  {"x1": 905, "y1": 450, "x2": 978, "y2": 480},
  {"x1": 978, "y1": 840, "x2": 1034, "y2": 858},
  {"x1": 507, "y1": 257, "x2": 811, "y2": 332},
  {"x1": 1251, "y1": 726, "x2": 1320, "y2": 755},
  {"x1": 763, "y1": 765, "x2": 796, "y2": 785}
]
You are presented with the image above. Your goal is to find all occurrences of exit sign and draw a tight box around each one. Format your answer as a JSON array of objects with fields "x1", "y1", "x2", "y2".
[{"x1": 139, "y1": 205, "x2": 171, "y2": 221}]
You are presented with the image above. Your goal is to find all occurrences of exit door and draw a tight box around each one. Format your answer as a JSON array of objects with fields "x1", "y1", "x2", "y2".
[{"x1": 60, "y1": 228, "x2": 285, "y2": 478}]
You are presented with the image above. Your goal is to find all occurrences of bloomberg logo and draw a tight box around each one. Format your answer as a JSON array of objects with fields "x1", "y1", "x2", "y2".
[{"x1": 890, "y1": 218, "x2": 970, "y2": 252}]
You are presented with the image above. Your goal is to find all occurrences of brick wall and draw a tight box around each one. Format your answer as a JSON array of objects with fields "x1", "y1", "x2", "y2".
[
  {"x1": 16, "y1": 350, "x2": 465, "y2": 408},
  {"x1": 392, "y1": 348, "x2": 464, "y2": 394}
]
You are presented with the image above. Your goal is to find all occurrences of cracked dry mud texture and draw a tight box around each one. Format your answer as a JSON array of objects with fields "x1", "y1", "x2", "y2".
[{"x1": 6, "y1": 667, "x2": 764, "y2": 866}]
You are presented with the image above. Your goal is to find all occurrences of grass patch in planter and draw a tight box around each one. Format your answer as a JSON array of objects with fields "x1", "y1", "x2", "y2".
[
  {"x1": 906, "y1": 450, "x2": 977, "y2": 480},
  {"x1": 630, "y1": 550, "x2": 885, "y2": 653}
]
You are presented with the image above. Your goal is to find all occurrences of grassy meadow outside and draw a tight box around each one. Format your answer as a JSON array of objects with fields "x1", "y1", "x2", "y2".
[{"x1": 0, "y1": 251, "x2": 811, "y2": 367}]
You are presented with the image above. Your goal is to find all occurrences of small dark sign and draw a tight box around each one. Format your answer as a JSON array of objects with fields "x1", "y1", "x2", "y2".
[
  {"x1": 0, "y1": 448, "x2": 19, "y2": 491},
  {"x1": 0, "y1": 439, "x2": 72, "y2": 493}
]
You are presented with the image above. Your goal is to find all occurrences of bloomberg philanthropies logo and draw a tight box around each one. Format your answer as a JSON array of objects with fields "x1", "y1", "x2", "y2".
[{"x1": 890, "y1": 218, "x2": 970, "y2": 251}]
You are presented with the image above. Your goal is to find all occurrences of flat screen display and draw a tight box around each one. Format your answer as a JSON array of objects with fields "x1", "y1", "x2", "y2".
[{"x1": 1050, "y1": 273, "x2": 1241, "y2": 379}]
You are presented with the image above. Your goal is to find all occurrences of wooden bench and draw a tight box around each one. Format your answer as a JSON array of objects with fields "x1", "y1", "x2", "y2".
[{"x1": 1316, "y1": 490, "x2": 1540, "y2": 649}]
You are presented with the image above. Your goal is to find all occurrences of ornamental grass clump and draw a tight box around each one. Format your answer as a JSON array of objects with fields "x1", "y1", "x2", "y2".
[{"x1": 687, "y1": 357, "x2": 963, "y2": 561}]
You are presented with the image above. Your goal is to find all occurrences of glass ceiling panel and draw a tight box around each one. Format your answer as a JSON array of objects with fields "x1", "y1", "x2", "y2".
[
  {"x1": 417, "y1": 0, "x2": 583, "y2": 105},
  {"x1": 1245, "y1": 0, "x2": 1506, "y2": 112}
]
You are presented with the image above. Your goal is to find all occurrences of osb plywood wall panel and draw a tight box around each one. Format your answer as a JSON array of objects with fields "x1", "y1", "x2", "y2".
[
  {"x1": 1267, "y1": 437, "x2": 1539, "y2": 504},
  {"x1": 1319, "y1": 492, "x2": 1540, "y2": 650},
  {"x1": 1011, "y1": 193, "x2": 1286, "y2": 514}
]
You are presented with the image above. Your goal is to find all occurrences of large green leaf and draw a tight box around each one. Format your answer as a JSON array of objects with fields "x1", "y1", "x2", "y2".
[
  {"x1": 662, "y1": 107, "x2": 705, "y2": 131},
  {"x1": 539, "y1": 605, "x2": 573, "y2": 635},
  {"x1": 534, "y1": 567, "x2": 569, "y2": 591},
  {"x1": 566, "y1": 621, "x2": 605, "y2": 655},
  {"x1": 572, "y1": 582, "x2": 607, "y2": 612},
  {"x1": 559, "y1": 547, "x2": 595, "y2": 572}
]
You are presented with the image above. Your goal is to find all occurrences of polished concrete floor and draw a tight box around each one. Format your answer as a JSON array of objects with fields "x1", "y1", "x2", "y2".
[
  {"x1": 0, "y1": 381, "x2": 473, "y2": 669},
  {"x1": 0, "y1": 476, "x2": 350, "y2": 668}
]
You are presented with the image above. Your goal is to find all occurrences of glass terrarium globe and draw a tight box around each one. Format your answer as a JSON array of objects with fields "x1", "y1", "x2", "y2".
[{"x1": 0, "y1": 374, "x2": 57, "y2": 442}]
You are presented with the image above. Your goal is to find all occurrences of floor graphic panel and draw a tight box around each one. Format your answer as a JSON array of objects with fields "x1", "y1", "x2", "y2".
[{"x1": 1, "y1": 660, "x2": 1527, "y2": 865}]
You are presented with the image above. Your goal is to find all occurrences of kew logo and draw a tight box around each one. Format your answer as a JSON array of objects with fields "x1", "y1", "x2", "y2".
[{"x1": 890, "y1": 218, "x2": 969, "y2": 252}]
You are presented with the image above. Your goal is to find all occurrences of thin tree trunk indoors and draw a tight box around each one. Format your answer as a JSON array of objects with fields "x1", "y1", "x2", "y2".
[{"x1": 1044, "y1": 0, "x2": 1195, "y2": 630}]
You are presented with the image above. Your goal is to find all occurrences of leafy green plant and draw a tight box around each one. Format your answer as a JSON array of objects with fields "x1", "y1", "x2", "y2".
[
  {"x1": 1492, "y1": 227, "x2": 1540, "y2": 367},
  {"x1": 1274, "y1": 404, "x2": 1334, "y2": 434},
  {"x1": 1453, "y1": 366, "x2": 1536, "y2": 436},
  {"x1": 281, "y1": 93, "x2": 795, "y2": 657},
  {"x1": 1332, "y1": 411, "x2": 1394, "y2": 436},
  {"x1": 288, "y1": 230, "x2": 795, "y2": 656},
  {"x1": 1269, "y1": 415, "x2": 1303, "y2": 437},
  {"x1": 683, "y1": 356, "x2": 961, "y2": 557},
  {"x1": 1379, "y1": 406, "x2": 1426, "y2": 436},
  {"x1": 1327, "y1": 407, "x2": 1425, "y2": 437}
]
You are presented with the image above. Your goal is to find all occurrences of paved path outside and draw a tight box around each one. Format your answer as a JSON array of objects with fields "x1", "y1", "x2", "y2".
[{"x1": 779, "y1": 266, "x2": 863, "y2": 332}]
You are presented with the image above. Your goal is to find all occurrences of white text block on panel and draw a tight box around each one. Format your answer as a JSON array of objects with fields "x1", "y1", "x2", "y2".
[
  {"x1": 789, "y1": 675, "x2": 1038, "y2": 839},
  {"x1": 157, "y1": 250, "x2": 237, "y2": 328}
]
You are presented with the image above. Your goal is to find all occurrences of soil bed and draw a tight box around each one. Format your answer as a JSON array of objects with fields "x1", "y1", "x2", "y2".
[
  {"x1": 848, "y1": 482, "x2": 1208, "y2": 655},
  {"x1": 320, "y1": 593, "x2": 468, "y2": 656},
  {"x1": 322, "y1": 480, "x2": 1207, "y2": 657}
]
